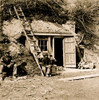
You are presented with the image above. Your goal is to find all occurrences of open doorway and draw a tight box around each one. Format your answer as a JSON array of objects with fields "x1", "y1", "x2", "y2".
[{"x1": 54, "y1": 38, "x2": 63, "y2": 66}]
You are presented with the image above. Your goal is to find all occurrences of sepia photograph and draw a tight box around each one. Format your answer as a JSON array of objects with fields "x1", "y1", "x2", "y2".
[{"x1": 0, "y1": 0, "x2": 99, "y2": 100}]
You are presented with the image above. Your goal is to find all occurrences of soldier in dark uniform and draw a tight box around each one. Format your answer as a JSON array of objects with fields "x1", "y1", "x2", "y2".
[{"x1": 1, "y1": 52, "x2": 14, "y2": 80}]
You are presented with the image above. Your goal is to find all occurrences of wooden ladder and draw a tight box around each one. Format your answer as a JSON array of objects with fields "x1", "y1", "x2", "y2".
[{"x1": 13, "y1": 6, "x2": 44, "y2": 76}]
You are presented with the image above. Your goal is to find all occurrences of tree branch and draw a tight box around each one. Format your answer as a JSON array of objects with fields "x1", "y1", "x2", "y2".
[{"x1": 76, "y1": 18, "x2": 89, "y2": 33}]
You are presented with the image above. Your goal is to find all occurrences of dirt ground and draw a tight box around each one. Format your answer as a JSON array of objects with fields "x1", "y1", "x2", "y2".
[{"x1": 0, "y1": 69, "x2": 99, "y2": 100}]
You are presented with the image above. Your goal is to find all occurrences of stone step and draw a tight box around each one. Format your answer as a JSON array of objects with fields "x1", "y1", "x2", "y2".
[{"x1": 59, "y1": 74, "x2": 99, "y2": 81}]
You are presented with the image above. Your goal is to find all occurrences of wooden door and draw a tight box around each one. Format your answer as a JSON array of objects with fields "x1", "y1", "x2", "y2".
[{"x1": 63, "y1": 37, "x2": 76, "y2": 68}]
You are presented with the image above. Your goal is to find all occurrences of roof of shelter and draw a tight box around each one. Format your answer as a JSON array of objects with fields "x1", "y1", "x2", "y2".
[
  {"x1": 3, "y1": 19, "x2": 74, "y2": 38},
  {"x1": 31, "y1": 20, "x2": 70, "y2": 33}
]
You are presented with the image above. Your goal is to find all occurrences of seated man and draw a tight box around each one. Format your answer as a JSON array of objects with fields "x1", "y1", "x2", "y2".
[
  {"x1": 1, "y1": 52, "x2": 15, "y2": 80},
  {"x1": 41, "y1": 53, "x2": 51, "y2": 76}
]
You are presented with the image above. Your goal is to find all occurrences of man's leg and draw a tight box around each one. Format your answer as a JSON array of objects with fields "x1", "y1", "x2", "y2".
[
  {"x1": 0, "y1": 65, "x2": 3, "y2": 74},
  {"x1": 51, "y1": 65, "x2": 57, "y2": 75},
  {"x1": 42, "y1": 66, "x2": 46, "y2": 76},
  {"x1": 46, "y1": 65, "x2": 51, "y2": 76},
  {"x1": 2, "y1": 72, "x2": 7, "y2": 80},
  {"x1": 1, "y1": 66, "x2": 7, "y2": 81},
  {"x1": 13, "y1": 64, "x2": 17, "y2": 79}
]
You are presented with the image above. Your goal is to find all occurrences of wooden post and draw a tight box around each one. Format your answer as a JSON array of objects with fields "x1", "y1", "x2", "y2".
[
  {"x1": 48, "y1": 37, "x2": 52, "y2": 55},
  {"x1": 63, "y1": 38, "x2": 65, "y2": 67},
  {"x1": 0, "y1": 1, "x2": 2, "y2": 35},
  {"x1": 52, "y1": 37, "x2": 55, "y2": 57}
]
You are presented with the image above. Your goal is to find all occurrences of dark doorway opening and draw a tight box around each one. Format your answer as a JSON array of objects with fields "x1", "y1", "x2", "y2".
[{"x1": 54, "y1": 38, "x2": 63, "y2": 66}]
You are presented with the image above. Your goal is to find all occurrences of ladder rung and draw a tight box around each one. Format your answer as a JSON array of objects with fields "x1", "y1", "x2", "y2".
[
  {"x1": 16, "y1": 9, "x2": 22, "y2": 12},
  {"x1": 27, "y1": 35, "x2": 34, "y2": 38},
  {"x1": 24, "y1": 23, "x2": 29, "y2": 25},
  {"x1": 33, "y1": 48, "x2": 40, "y2": 52},
  {"x1": 29, "y1": 39, "x2": 36, "y2": 42},
  {"x1": 34, "y1": 45, "x2": 39, "y2": 47},
  {"x1": 19, "y1": 15, "x2": 24, "y2": 17},
  {"x1": 30, "y1": 43, "x2": 37, "y2": 45},
  {"x1": 37, "y1": 51, "x2": 41, "y2": 53},
  {"x1": 25, "y1": 30, "x2": 31, "y2": 34},
  {"x1": 24, "y1": 28, "x2": 31, "y2": 31},
  {"x1": 18, "y1": 7, "x2": 23, "y2": 11},
  {"x1": 34, "y1": 47, "x2": 38, "y2": 50},
  {"x1": 15, "y1": 6, "x2": 22, "y2": 11},
  {"x1": 17, "y1": 12, "x2": 23, "y2": 16},
  {"x1": 30, "y1": 44, "x2": 34, "y2": 46},
  {"x1": 23, "y1": 25, "x2": 30, "y2": 29},
  {"x1": 34, "y1": 49, "x2": 40, "y2": 52},
  {"x1": 33, "y1": 45, "x2": 39, "y2": 48},
  {"x1": 32, "y1": 45, "x2": 38, "y2": 47},
  {"x1": 20, "y1": 19, "x2": 24, "y2": 21},
  {"x1": 27, "y1": 34, "x2": 33, "y2": 36},
  {"x1": 23, "y1": 23, "x2": 29, "y2": 26},
  {"x1": 32, "y1": 40, "x2": 36, "y2": 42}
]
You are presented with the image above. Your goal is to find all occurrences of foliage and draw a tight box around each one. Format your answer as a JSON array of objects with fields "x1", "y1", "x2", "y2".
[
  {"x1": 1, "y1": 0, "x2": 99, "y2": 36},
  {"x1": 68, "y1": 0, "x2": 99, "y2": 33},
  {"x1": 0, "y1": 0, "x2": 69, "y2": 23}
]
